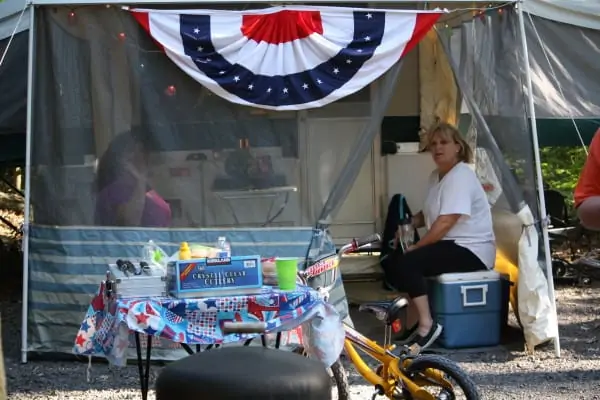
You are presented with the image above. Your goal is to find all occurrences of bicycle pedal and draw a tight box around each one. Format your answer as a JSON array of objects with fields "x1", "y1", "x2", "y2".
[
  {"x1": 371, "y1": 391, "x2": 383, "y2": 400},
  {"x1": 371, "y1": 386, "x2": 385, "y2": 399},
  {"x1": 394, "y1": 344, "x2": 420, "y2": 358}
]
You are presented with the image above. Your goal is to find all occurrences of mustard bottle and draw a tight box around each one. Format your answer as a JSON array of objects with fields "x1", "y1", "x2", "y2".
[{"x1": 179, "y1": 242, "x2": 191, "y2": 260}]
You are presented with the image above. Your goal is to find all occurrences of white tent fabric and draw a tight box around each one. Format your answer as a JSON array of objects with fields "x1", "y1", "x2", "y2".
[
  {"x1": 0, "y1": 0, "x2": 29, "y2": 40},
  {"x1": 523, "y1": 0, "x2": 600, "y2": 30}
]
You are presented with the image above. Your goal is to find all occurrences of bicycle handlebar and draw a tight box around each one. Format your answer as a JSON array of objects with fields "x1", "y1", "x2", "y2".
[
  {"x1": 352, "y1": 233, "x2": 381, "y2": 250},
  {"x1": 222, "y1": 321, "x2": 267, "y2": 334},
  {"x1": 299, "y1": 233, "x2": 382, "y2": 285}
]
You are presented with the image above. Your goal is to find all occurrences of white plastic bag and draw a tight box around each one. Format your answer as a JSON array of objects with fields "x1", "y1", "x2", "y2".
[{"x1": 517, "y1": 206, "x2": 559, "y2": 352}]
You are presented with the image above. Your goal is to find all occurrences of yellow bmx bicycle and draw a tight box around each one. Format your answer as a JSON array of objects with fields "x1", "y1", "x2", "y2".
[{"x1": 298, "y1": 234, "x2": 480, "y2": 400}]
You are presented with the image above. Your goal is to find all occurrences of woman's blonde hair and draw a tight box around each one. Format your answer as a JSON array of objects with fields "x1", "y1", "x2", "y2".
[{"x1": 425, "y1": 122, "x2": 473, "y2": 164}]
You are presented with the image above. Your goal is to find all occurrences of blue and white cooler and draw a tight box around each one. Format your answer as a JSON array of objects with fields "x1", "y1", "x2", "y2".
[{"x1": 428, "y1": 270, "x2": 505, "y2": 349}]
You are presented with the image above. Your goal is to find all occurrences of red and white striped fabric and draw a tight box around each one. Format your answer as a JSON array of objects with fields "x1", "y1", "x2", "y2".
[{"x1": 130, "y1": 6, "x2": 443, "y2": 110}]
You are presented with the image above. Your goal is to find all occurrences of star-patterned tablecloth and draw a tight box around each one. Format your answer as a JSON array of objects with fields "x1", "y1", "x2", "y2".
[{"x1": 73, "y1": 283, "x2": 344, "y2": 367}]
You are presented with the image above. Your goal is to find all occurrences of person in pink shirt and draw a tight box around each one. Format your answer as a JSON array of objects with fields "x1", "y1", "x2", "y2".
[{"x1": 94, "y1": 129, "x2": 172, "y2": 227}]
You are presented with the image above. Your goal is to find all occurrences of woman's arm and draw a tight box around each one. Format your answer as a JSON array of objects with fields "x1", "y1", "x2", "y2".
[
  {"x1": 578, "y1": 197, "x2": 600, "y2": 231},
  {"x1": 116, "y1": 182, "x2": 146, "y2": 226},
  {"x1": 115, "y1": 165, "x2": 147, "y2": 226},
  {"x1": 411, "y1": 214, "x2": 461, "y2": 249},
  {"x1": 412, "y1": 211, "x2": 425, "y2": 229}
]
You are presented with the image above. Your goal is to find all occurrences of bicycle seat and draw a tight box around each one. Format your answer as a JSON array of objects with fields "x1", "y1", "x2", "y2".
[
  {"x1": 359, "y1": 296, "x2": 408, "y2": 325},
  {"x1": 155, "y1": 346, "x2": 331, "y2": 400}
]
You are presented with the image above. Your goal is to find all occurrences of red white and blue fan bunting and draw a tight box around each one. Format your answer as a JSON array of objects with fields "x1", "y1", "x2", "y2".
[{"x1": 131, "y1": 7, "x2": 443, "y2": 110}]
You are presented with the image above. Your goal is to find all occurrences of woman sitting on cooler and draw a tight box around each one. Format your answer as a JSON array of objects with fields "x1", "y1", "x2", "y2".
[{"x1": 384, "y1": 122, "x2": 496, "y2": 352}]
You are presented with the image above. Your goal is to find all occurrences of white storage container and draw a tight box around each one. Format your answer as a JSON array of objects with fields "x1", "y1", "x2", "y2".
[{"x1": 108, "y1": 263, "x2": 168, "y2": 299}]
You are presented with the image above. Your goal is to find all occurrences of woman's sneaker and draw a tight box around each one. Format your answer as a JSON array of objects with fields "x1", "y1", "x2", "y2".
[{"x1": 407, "y1": 323, "x2": 443, "y2": 355}]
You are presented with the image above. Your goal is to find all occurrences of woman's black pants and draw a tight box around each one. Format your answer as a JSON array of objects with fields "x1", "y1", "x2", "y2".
[{"x1": 384, "y1": 240, "x2": 488, "y2": 298}]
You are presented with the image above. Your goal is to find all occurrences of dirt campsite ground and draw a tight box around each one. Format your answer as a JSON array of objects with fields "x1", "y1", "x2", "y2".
[{"x1": 2, "y1": 205, "x2": 600, "y2": 399}]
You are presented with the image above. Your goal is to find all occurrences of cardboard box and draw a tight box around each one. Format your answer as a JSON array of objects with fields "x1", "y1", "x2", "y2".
[{"x1": 168, "y1": 255, "x2": 263, "y2": 298}]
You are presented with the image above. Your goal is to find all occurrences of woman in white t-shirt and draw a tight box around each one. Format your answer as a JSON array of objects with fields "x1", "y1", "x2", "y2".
[{"x1": 384, "y1": 122, "x2": 496, "y2": 352}]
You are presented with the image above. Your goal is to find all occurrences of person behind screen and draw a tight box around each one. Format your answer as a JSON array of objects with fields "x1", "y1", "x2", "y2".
[
  {"x1": 94, "y1": 129, "x2": 171, "y2": 227},
  {"x1": 384, "y1": 122, "x2": 495, "y2": 352},
  {"x1": 574, "y1": 129, "x2": 600, "y2": 231}
]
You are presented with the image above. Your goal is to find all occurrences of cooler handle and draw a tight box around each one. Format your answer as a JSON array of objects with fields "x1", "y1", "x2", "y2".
[{"x1": 460, "y1": 284, "x2": 488, "y2": 307}]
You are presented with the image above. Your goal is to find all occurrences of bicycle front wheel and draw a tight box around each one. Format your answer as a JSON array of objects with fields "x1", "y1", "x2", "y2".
[
  {"x1": 293, "y1": 347, "x2": 350, "y2": 400},
  {"x1": 403, "y1": 354, "x2": 480, "y2": 400},
  {"x1": 330, "y1": 358, "x2": 350, "y2": 400}
]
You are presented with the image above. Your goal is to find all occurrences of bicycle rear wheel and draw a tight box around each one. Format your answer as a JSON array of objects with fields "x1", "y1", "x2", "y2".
[{"x1": 402, "y1": 354, "x2": 480, "y2": 400}]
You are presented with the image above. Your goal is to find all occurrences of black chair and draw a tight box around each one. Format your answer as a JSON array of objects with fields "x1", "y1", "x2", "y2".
[
  {"x1": 544, "y1": 189, "x2": 577, "y2": 254},
  {"x1": 156, "y1": 346, "x2": 332, "y2": 400}
]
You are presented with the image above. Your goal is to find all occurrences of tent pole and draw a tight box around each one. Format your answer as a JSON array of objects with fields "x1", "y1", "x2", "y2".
[
  {"x1": 28, "y1": 0, "x2": 515, "y2": 5},
  {"x1": 516, "y1": 2, "x2": 560, "y2": 358},
  {"x1": 21, "y1": 4, "x2": 36, "y2": 364}
]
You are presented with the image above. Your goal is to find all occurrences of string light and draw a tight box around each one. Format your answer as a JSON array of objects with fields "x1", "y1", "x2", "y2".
[
  {"x1": 165, "y1": 85, "x2": 177, "y2": 97},
  {"x1": 118, "y1": 32, "x2": 126, "y2": 41},
  {"x1": 67, "y1": 10, "x2": 76, "y2": 25}
]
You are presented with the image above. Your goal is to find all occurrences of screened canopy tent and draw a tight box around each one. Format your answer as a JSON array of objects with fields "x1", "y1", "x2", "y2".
[
  {"x1": 0, "y1": 0, "x2": 29, "y2": 164},
  {"x1": 21, "y1": 1, "x2": 445, "y2": 363},
  {"x1": 20, "y1": 0, "x2": 567, "y2": 363}
]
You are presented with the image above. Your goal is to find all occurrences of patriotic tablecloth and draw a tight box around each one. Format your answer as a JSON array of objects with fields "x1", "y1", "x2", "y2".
[{"x1": 73, "y1": 284, "x2": 344, "y2": 367}]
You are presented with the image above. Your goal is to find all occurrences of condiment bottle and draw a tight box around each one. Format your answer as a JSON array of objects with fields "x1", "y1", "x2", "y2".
[{"x1": 179, "y1": 242, "x2": 191, "y2": 260}]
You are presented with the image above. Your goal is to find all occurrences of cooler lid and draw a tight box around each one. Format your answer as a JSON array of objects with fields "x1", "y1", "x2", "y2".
[{"x1": 434, "y1": 270, "x2": 500, "y2": 283}]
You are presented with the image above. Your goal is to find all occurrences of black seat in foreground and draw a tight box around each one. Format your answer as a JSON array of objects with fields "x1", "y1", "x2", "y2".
[
  {"x1": 156, "y1": 346, "x2": 331, "y2": 400},
  {"x1": 359, "y1": 297, "x2": 408, "y2": 325}
]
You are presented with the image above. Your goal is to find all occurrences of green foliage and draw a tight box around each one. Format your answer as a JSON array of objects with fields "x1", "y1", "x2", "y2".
[{"x1": 540, "y1": 146, "x2": 587, "y2": 212}]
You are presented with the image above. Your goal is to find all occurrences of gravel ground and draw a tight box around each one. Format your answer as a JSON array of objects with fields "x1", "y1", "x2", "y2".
[{"x1": 4, "y1": 282, "x2": 600, "y2": 400}]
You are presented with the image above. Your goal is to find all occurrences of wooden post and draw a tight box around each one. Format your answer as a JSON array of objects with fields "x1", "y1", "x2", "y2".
[
  {"x1": 15, "y1": 167, "x2": 22, "y2": 191},
  {"x1": 0, "y1": 316, "x2": 6, "y2": 400},
  {"x1": 418, "y1": 29, "x2": 458, "y2": 148}
]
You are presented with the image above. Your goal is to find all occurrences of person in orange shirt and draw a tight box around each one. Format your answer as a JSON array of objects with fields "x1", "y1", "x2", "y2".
[{"x1": 574, "y1": 129, "x2": 600, "y2": 231}]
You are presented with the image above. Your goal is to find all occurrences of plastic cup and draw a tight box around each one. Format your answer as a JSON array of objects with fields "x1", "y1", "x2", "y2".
[{"x1": 275, "y1": 258, "x2": 298, "y2": 291}]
